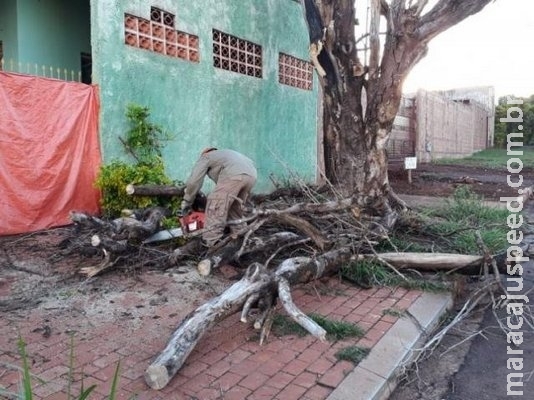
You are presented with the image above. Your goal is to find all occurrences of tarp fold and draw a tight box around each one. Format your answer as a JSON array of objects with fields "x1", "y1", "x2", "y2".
[{"x1": 0, "y1": 72, "x2": 101, "y2": 235}]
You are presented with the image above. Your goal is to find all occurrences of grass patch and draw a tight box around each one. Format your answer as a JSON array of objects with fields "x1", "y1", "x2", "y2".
[
  {"x1": 272, "y1": 314, "x2": 309, "y2": 337},
  {"x1": 423, "y1": 186, "x2": 510, "y2": 254},
  {"x1": 309, "y1": 313, "x2": 365, "y2": 341},
  {"x1": 341, "y1": 260, "x2": 448, "y2": 292},
  {"x1": 362, "y1": 186, "x2": 512, "y2": 291},
  {"x1": 334, "y1": 346, "x2": 370, "y2": 364},
  {"x1": 378, "y1": 186, "x2": 510, "y2": 256},
  {"x1": 434, "y1": 147, "x2": 534, "y2": 169},
  {"x1": 272, "y1": 314, "x2": 364, "y2": 341},
  {"x1": 382, "y1": 308, "x2": 406, "y2": 318},
  {"x1": 0, "y1": 336, "x2": 123, "y2": 400}
]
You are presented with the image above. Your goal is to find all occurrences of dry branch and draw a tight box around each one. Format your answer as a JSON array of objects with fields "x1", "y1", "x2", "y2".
[
  {"x1": 145, "y1": 248, "x2": 352, "y2": 390},
  {"x1": 272, "y1": 213, "x2": 328, "y2": 250}
]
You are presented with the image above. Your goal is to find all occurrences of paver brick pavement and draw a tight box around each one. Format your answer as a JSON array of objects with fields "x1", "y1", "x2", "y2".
[{"x1": 1, "y1": 267, "x2": 423, "y2": 400}]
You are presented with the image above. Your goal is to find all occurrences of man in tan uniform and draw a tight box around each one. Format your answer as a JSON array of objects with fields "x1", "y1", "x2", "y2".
[{"x1": 181, "y1": 148, "x2": 257, "y2": 248}]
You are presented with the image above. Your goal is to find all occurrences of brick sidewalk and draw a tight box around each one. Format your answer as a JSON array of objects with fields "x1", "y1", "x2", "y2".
[{"x1": 1, "y1": 270, "x2": 422, "y2": 400}]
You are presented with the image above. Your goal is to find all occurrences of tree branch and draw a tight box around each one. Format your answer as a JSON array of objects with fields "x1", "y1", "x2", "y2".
[
  {"x1": 417, "y1": 0, "x2": 493, "y2": 41},
  {"x1": 277, "y1": 278, "x2": 327, "y2": 341},
  {"x1": 368, "y1": 0, "x2": 381, "y2": 80},
  {"x1": 414, "y1": 0, "x2": 430, "y2": 16}
]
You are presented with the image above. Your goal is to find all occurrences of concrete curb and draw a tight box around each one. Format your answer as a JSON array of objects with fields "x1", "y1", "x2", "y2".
[{"x1": 327, "y1": 291, "x2": 453, "y2": 400}]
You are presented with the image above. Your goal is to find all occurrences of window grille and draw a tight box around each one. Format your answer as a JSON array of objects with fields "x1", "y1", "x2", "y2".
[
  {"x1": 150, "y1": 6, "x2": 175, "y2": 27},
  {"x1": 212, "y1": 29, "x2": 262, "y2": 78},
  {"x1": 124, "y1": 10, "x2": 199, "y2": 63},
  {"x1": 278, "y1": 53, "x2": 313, "y2": 90}
]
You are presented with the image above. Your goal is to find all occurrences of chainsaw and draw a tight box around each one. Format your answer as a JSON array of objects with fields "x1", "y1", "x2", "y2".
[
  {"x1": 143, "y1": 210, "x2": 206, "y2": 244},
  {"x1": 142, "y1": 193, "x2": 207, "y2": 244}
]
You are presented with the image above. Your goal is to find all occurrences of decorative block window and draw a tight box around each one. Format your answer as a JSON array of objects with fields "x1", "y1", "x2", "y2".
[
  {"x1": 150, "y1": 6, "x2": 175, "y2": 27},
  {"x1": 212, "y1": 29, "x2": 262, "y2": 78},
  {"x1": 279, "y1": 53, "x2": 313, "y2": 90},
  {"x1": 124, "y1": 9, "x2": 199, "y2": 63}
]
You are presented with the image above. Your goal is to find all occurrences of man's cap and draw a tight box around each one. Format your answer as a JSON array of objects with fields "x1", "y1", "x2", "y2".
[{"x1": 201, "y1": 147, "x2": 218, "y2": 155}]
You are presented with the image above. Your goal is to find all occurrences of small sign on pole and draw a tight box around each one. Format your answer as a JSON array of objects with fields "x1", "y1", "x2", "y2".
[
  {"x1": 404, "y1": 157, "x2": 417, "y2": 170},
  {"x1": 404, "y1": 157, "x2": 417, "y2": 184}
]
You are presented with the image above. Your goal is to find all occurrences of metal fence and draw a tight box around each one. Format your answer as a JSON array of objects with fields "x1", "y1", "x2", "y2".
[{"x1": 0, "y1": 58, "x2": 82, "y2": 82}]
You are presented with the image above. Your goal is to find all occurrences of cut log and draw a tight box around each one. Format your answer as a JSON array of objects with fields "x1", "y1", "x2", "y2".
[
  {"x1": 69, "y1": 209, "x2": 167, "y2": 241},
  {"x1": 360, "y1": 248, "x2": 533, "y2": 275},
  {"x1": 145, "y1": 248, "x2": 352, "y2": 390},
  {"x1": 91, "y1": 235, "x2": 129, "y2": 253},
  {"x1": 125, "y1": 184, "x2": 185, "y2": 197},
  {"x1": 361, "y1": 252, "x2": 483, "y2": 270},
  {"x1": 125, "y1": 207, "x2": 168, "y2": 241},
  {"x1": 144, "y1": 263, "x2": 272, "y2": 390},
  {"x1": 70, "y1": 211, "x2": 109, "y2": 229}
]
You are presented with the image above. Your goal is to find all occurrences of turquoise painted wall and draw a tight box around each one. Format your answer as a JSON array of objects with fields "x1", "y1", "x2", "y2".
[
  {"x1": 91, "y1": 0, "x2": 318, "y2": 193},
  {"x1": 9, "y1": 0, "x2": 90, "y2": 74},
  {"x1": 0, "y1": 1, "x2": 19, "y2": 62}
]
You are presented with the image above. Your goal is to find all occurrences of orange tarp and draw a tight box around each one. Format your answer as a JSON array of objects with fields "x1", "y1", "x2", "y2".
[{"x1": 0, "y1": 72, "x2": 101, "y2": 235}]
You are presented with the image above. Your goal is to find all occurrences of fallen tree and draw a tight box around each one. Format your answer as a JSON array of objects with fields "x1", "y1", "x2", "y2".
[{"x1": 65, "y1": 183, "x2": 529, "y2": 391}]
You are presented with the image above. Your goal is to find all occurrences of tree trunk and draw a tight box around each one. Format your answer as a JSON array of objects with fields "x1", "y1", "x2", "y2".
[{"x1": 305, "y1": 0, "x2": 493, "y2": 213}]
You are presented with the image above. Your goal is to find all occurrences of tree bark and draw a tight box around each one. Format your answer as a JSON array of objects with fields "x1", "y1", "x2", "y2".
[
  {"x1": 126, "y1": 184, "x2": 185, "y2": 197},
  {"x1": 145, "y1": 248, "x2": 351, "y2": 390}
]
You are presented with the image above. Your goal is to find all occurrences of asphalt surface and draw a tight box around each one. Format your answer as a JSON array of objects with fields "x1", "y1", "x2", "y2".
[{"x1": 444, "y1": 201, "x2": 534, "y2": 400}]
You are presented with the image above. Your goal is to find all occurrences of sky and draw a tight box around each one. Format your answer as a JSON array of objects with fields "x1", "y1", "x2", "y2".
[{"x1": 398, "y1": 0, "x2": 534, "y2": 100}]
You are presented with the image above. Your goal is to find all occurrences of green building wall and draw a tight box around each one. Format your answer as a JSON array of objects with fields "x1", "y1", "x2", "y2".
[
  {"x1": 0, "y1": 1, "x2": 19, "y2": 62},
  {"x1": 91, "y1": 0, "x2": 319, "y2": 193},
  {"x1": 0, "y1": 0, "x2": 90, "y2": 74}
]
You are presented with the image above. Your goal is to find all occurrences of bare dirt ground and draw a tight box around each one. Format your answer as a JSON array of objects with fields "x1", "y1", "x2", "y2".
[
  {"x1": 0, "y1": 228, "x2": 229, "y2": 316},
  {"x1": 389, "y1": 163, "x2": 534, "y2": 201}
]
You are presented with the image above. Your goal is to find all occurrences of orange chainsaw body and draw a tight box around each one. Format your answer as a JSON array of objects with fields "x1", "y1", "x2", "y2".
[{"x1": 179, "y1": 211, "x2": 206, "y2": 234}]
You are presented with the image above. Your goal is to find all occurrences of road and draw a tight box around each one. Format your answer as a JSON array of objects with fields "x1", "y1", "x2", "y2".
[
  {"x1": 389, "y1": 200, "x2": 534, "y2": 400},
  {"x1": 444, "y1": 200, "x2": 534, "y2": 399}
]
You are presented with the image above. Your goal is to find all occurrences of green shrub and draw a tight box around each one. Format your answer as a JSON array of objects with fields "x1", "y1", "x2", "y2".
[
  {"x1": 95, "y1": 159, "x2": 179, "y2": 218},
  {"x1": 95, "y1": 104, "x2": 181, "y2": 218}
]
